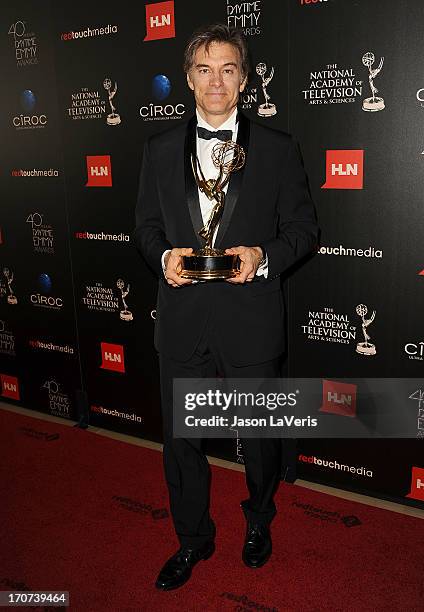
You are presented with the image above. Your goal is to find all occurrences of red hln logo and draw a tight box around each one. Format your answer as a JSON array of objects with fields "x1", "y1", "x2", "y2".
[
  {"x1": 322, "y1": 150, "x2": 364, "y2": 189},
  {"x1": 100, "y1": 342, "x2": 125, "y2": 373},
  {"x1": 320, "y1": 379, "x2": 357, "y2": 417},
  {"x1": 144, "y1": 1, "x2": 175, "y2": 41},
  {"x1": 406, "y1": 466, "x2": 424, "y2": 501},
  {"x1": 1, "y1": 374, "x2": 20, "y2": 400},
  {"x1": 86, "y1": 155, "x2": 112, "y2": 187}
]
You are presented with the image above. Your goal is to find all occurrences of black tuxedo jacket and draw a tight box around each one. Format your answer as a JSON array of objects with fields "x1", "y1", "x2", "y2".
[{"x1": 134, "y1": 112, "x2": 318, "y2": 366}]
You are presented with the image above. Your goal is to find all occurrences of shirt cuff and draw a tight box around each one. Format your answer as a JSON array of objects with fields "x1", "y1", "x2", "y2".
[
  {"x1": 256, "y1": 254, "x2": 269, "y2": 279},
  {"x1": 161, "y1": 249, "x2": 171, "y2": 278}
]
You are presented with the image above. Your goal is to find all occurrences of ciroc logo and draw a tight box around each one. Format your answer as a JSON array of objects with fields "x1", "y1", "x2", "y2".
[
  {"x1": 139, "y1": 75, "x2": 185, "y2": 121},
  {"x1": 30, "y1": 273, "x2": 63, "y2": 309},
  {"x1": 13, "y1": 89, "x2": 47, "y2": 129}
]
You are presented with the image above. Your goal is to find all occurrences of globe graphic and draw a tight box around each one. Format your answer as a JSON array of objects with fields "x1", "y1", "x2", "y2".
[
  {"x1": 38, "y1": 273, "x2": 52, "y2": 293},
  {"x1": 116, "y1": 279, "x2": 124, "y2": 290},
  {"x1": 256, "y1": 63, "x2": 267, "y2": 76},
  {"x1": 356, "y1": 304, "x2": 368, "y2": 317},
  {"x1": 21, "y1": 89, "x2": 36, "y2": 112},
  {"x1": 152, "y1": 74, "x2": 171, "y2": 101},
  {"x1": 362, "y1": 52, "x2": 375, "y2": 68},
  {"x1": 103, "y1": 78, "x2": 112, "y2": 91},
  {"x1": 211, "y1": 141, "x2": 245, "y2": 173}
]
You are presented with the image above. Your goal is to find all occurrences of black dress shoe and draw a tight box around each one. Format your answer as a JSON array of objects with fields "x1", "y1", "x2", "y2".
[
  {"x1": 155, "y1": 540, "x2": 215, "y2": 590},
  {"x1": 242, "y1": 522, "x2": 272, "y2": 568}
]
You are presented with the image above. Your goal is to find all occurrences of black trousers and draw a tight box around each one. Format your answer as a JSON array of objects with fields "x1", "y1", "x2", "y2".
[{"x1": 158, "y1": 308, "x2": 282, "y2": 549}]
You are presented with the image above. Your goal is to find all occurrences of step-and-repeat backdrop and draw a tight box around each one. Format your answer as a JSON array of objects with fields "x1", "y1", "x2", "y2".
[{"x1": 1, "y1": 0, "x2": 423, "y2": 507}]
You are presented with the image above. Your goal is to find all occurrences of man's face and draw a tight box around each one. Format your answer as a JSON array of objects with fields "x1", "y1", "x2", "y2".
[{"x1": 187, "y1": 41, "x2": 247, "y2": 122}]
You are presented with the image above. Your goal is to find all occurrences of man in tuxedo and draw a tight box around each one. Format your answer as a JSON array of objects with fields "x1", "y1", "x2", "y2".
[{"x1": 135, "y1": 24, "x2": 318, "y2": 590}]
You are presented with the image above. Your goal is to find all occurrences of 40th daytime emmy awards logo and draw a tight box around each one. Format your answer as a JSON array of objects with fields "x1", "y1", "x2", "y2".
[
  {"x1": 0, "y1": 319, "x2": 15, "y2": 356},
  {"x1": 8, "y1": 20, "x2": 38, "y2": 67},
  {"x1": 361, "y1": 52, "x2": 385, "y2": 112},
  {"x1": 42, "y1": 379, "x2": 71, "y2": 418}
]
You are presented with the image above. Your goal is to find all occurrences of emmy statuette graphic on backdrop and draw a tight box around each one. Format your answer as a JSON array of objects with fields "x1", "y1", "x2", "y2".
[
  {"x1": 362, "y1": 52, "x2": 385, "y2": 112},
  {"x1": 3, "y1": 268, "x2": 17, "y2": 305},
  {"x1": 116, "y1": 279, "x2": 133, "y2": 321},
  {"x1": 181, "y1": 140, "x2": 246, "y2": 280},
  {"x1": 103, "y1": 78, "x2": 121, "y2": 125},
  {"x1": 256, "y1": 62, "x2": 277, "y2": 117},
  {"x1": 356, "y1": 304, "x2": 377, "y2": 355}
]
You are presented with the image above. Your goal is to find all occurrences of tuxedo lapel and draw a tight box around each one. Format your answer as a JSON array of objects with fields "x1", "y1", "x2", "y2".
[
  {"x1": 184, "y1": 115, "x2": 205, "y2": 247},
  {"x1": 214, "y1": 110, "x2": 250, "y2": 249}
]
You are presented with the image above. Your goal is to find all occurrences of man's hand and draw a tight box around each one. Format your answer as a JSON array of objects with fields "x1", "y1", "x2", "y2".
[
  {"x1": 164, "y1": 248, "x2": 193, "y2": 287},
  {"x1": 224, "y1": 246, "x2": 263, "y2": 284}
]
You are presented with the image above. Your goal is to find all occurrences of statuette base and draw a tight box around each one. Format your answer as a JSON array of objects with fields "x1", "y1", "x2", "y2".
[
  {"x1": 362, "y1": 97, "x2": 385, "y2": 112},
  {"x1": 181, "y1": 250, "x2": 240, "y2": 280}
]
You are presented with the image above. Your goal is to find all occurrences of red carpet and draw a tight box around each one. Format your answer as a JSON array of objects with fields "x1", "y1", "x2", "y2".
[{"x1": 1, "y1": 408, "x2": 423, "y2": 612}]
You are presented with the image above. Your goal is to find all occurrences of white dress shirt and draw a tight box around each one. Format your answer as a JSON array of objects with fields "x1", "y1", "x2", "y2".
[{"x1": 162, "y1": 107, "x2": 268, "y2": 278}]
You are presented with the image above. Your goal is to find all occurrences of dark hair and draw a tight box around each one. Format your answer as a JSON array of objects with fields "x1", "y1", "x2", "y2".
[{"x1": 183, "y1": 23, "x2": 249, "y2": 78}]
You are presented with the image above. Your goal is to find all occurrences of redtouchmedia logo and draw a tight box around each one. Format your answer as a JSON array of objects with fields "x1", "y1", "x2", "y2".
[
  {"x1": 144, "y1": 1, "x2": 175, "y2": 41},
  {"x1": 100, "y1": 342, "x2": 125, "y2": 373},
  {"x1": 75, "y1": 231, "x2": 130, "y2": 242},
  {"x1": 298, "y1": 454, "x2": 373, "y2": 477},
  {"x1": 320, "y1": 379, "x2": 357, "y2": 417},
  {"x1": 86, "y1": 155, "x2": 112, "y2": 187},
  {"x1": 60, "y1": 24, "x2": 118, "y2": 41},
  {"x1": 322, "y1": 150, "x2": 364, "y2": 189}
]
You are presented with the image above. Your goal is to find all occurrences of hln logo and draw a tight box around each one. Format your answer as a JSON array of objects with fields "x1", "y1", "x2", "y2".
[
  {"x1": 1, "y1": 374, "x2": 20, "y2": 400},
  {"x1": 322, "y1": 150, "x2": 364, "y2": 189},
  {"x1": 320, "y1": 380, "x2": 357, "y2": 417},
  {"x1": 144, "y1": 1, "x2": 175, "y2": 41},
  {"x1": 100, "y1": 342, "x2": 125, "y2": 373},
  {"x1": 331, "y1": 163, "x2": 358, "y2": 176},
  {"x1": 86, "y1": 155, "x2": 112, "y2": 187},
  {"x1": 407, "y1": 467, "x2": 424, "y2": 501},
  {"x1": 150, "y1": 13, "x2": 171, "y2": 28},
  {"x1": 90, "y1": 166, "x2": 108, "y2": 176},
  {"x1": 327, "y1": 392, "x2": 352, "y2": 406}
]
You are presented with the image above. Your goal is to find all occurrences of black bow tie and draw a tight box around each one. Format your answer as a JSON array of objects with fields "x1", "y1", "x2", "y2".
[{"x1": 197, "y1": 126, "x2": 233, "y2": 142}]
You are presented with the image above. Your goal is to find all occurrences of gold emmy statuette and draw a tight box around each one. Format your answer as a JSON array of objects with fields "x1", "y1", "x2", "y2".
[{"x1": 181, "y1": 140, "x2": 246, "y2": 280}]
